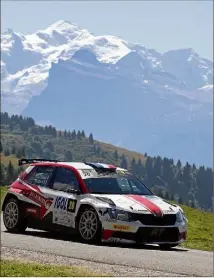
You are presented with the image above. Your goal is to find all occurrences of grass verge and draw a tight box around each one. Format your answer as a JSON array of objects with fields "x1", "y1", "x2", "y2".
[
  {"x1": 0, "y1": 259, "x2": 106, "y2": 277},
  {"x1": 0, "y1": 185, "x2": 8, "y2": 206},
  {"x1": 180, "y1": 204, "x2": 213, "y2": 251},
  {"x1": 0, "y1": 154, "x2": 18, "y2": 168}
]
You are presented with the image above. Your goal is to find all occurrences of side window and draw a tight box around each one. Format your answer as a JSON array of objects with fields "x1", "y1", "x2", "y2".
[
  {"x1": 117, "y1": 178, "x2": 131, "y2": 192},
  {"x1": 25, "y1": 166, "x2": 55, "y2": 187},
  {"x1": 52, "y1": 167, "x2": 80, "y2": 193}
]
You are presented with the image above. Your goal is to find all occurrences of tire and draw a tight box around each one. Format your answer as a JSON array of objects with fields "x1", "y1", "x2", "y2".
[
  {"x1": 3, "y1": 198, "x2": 27, "y2": 233},
  {"x1": 77, "y1": 207, "x2": 102, "y2": 244},
  {"x1": 159, "y1": 244, "x2": 178, "y2": 250}
]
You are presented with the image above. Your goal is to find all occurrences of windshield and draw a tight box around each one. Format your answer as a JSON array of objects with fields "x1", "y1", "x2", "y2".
[{"x1": 84, "y1": 173, "x2": 153, "y2": 195}]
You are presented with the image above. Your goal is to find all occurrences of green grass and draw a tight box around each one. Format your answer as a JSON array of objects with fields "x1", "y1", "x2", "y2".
[
  {"x1": 0, "y1": 259, "x2": 107, "y2": 277},
  {"x1": 0, "y1": 153, "x2": 18, "y2": 168},
  {"x1": 180, "y1": 204, "x2": 213, "y2": 251},
  {"x1": 0, "y1": 185, "x2": 8, "y2": 205}
]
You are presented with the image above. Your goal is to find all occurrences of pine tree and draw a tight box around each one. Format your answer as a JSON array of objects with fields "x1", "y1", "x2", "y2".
[
  {"x1": 44, "y1": 142, "x2": 54, "y2": 152},
  {"x1": 131, "y1": 158, "x2": 137, "y2": 175},
  {"x1": 178, "y1": 196, "x2": 183, "y2": 204},
  {"x1": 11, "y1": 145, "x2": 16, "y2": 154},
  {"x1": 43, "y1": 149, "x2": 52, "y2": 160},
  {"x1": 114, "y1": 150, "x2": 118, "y2": 161},
  {"x1": 20, "y1": 146, "x2": 26, "y2": 157},
  {"x1": 71, "y1": 130, "x2": 76, "y2": 140},
  {"x1": 16, "y1": 148, "x2": 22, "y2": 158},
  {"x1": 77, "y1": 130, "x2": 81, "y2": 140},
  {"x1": 120, "y1": 154, "x2": 128, "y2": 169},
  {"x1": 64, "y1": 150, "x2": 73, "y2": 161},
  {"x1": 165, "y1": 191, "x2": 170, "y2": 200},
  {"x1": 4, "y1": 148, "x2": 10, "y2": 156},
  {"x1": 89, "y1": 133, "x2": 94, "y2": 144},
  {"x1": 0, "y1": 164, "x2": 6, "y2": 185},
  {"x1": 0, "y1": 142, "x2": 2, "y2": 153},
  {"x1": 7, "y1": 161, "x2": 15, "y2": 182},
  {"x1": 81, "y1": 130, "x2": 85, "y2": 138}
]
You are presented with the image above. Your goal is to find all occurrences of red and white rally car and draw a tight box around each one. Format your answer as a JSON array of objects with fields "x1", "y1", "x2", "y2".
[{"x1": 2, "y1": 158, "x2": 187, "y2": 249}]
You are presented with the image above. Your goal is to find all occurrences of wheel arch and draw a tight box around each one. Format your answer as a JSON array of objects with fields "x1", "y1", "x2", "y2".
[
  {"x1": 75, "y1": 203, "x2": 102, "y2": 225},
  {"x1": 2, "y1": 193, "x2": 23, "y2": 211}
]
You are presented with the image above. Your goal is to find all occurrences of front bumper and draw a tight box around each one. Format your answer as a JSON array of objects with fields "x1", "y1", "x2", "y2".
[{"x1": 101, "y1": 220, "x2": 187, "y2": 244}]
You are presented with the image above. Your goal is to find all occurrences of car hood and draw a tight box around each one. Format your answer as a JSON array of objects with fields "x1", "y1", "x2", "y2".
[{"x1": 91, "y1": 194, "x2": 179, "y2": 215}]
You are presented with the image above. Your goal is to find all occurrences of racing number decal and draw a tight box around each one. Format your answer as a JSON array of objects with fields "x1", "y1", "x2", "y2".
[
  {"x1": 67, "y1": 199, "x2": 76, "y2": 213},
  {"x1": 54, "y1": 197, "x2": 77, "y2": 213}
]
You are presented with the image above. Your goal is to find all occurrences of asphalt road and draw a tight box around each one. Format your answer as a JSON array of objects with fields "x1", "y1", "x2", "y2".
[{"x1": 1, "y1": 218, "x2": 213, "y2": 276}]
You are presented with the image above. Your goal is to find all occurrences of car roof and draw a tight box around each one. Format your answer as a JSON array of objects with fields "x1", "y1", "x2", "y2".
[{"x1": 30, "y1": 161, "x2": 127, "y2": 172}]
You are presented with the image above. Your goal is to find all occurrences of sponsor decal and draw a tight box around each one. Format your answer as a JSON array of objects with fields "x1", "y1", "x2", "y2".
[
  {"x1": 106, "y1": 218, "x2": 117, "y2": 223},
  {"x1": 79, "y1": 169, "x2": 97, "y2": 179},
  {"x1": 53, "y1": 211, "x2": 74, "y2": 227},
  {"x1": 54, "y1": 196, "x2": 77, "y2": 213},
  {"x1": 112, "y1": 224, "x2": 130, "y2": 231},
  {"x1": 29, "y1": 191, "x2": 47, "y2": 206},
  {"x1": 162, "y1": 209, "x2": 174, "y2": 214},
  {"x1": 126, "y1": 195, "x2": 163, "y2": 217},
  {"x1": 26, "y1": 207, "x2": 37, "y2": 215}
]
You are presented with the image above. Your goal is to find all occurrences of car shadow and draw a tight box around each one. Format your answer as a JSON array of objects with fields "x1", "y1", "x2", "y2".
[{"x1": 4, "y1": 229, "x2": 188, "y2": 252}]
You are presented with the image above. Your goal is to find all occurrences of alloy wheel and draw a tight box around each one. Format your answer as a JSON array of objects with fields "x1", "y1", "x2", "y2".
[
  {"x1": 4, "y1": 201, "x2": 19, "y2": 229},
  {"x1": 79, "y1": 210, "x2": 98, "y2": 240}
]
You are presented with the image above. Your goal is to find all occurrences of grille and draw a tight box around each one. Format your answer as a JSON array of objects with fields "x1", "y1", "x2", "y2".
[
  {"x1": 136, "y1": 227, "x2": 180, "y2": 242},
  {"x1": 131, "y1": 213, "x2": 176, "y2": 226}
]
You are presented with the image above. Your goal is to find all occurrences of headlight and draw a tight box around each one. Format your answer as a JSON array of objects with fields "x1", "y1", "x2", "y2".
[
  {"x1": 176, "y1": 210, "x2": 186, "y2": 223},
  {"x1": 107, "y1": 208, "x2": 131, "y2": 221}
]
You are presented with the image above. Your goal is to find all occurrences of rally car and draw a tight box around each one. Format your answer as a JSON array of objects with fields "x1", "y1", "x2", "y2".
[{"x1": 1, "y1": 158, "x2": 187, "y2": 249}]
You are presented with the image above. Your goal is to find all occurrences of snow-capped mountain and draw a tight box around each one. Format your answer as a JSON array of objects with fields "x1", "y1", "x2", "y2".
[
  {"x1": 1, "y1": 20, "x2": 213, "y2": 114},
  {"x1": 1, "y1": 20, "x2": 213, "y2": 166}
]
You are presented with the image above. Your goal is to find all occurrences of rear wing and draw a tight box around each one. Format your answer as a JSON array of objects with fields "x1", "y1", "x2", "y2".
[
  {"x1": 84, "y1": 162, "x2": 128, "y2": 175},
  {"x1": 18, "y1": 158, "x2": 59, "y2": 166},
  {"x1": 84, "y1": 162, "x2": 117, "y2": 172}
]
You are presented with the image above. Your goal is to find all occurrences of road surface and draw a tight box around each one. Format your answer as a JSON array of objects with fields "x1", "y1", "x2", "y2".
[{"x1": 1, "y1": 218, "x2": 213, "y2": 276}]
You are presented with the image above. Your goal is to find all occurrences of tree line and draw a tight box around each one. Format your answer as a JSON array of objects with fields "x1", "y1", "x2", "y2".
[{"x1": 0, "y1": 112, "x2": 213, "y2": 211}]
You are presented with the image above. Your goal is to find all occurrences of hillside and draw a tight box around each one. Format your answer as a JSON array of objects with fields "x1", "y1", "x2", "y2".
[{"x1": 0, "y1": 112, "x2": 213, "y2": 211}]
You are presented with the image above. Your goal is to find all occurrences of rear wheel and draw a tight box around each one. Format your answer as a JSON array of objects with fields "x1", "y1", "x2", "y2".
[
  {"x1": 3, "y1": 198, "x2": 27, "y2": 233},
  {"x1": 77, "y1": 207, "x2": 102, "y2": 244},
  {"x1": 159, "y1": 244, "x2": 178, "y2": 250}
]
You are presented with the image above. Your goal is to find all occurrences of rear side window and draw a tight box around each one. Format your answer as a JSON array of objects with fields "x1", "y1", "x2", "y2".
[{"x1": 25, "y1": 166, "x2": 55, "y2": 187}]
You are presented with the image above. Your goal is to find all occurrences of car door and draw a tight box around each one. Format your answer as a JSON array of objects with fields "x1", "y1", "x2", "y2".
[
  {"x1": 23, "y1": 164, "x2": 56, "y2": 222},
  {"x1": 47, "y1": 166, "x2": 81, "y2": 229}
]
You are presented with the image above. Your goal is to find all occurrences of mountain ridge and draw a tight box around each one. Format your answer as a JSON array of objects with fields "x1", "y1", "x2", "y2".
[
  {"x1": 1, "y1": 20, "x2": 213, "y2": 166},
  {"x1": 1, "y1": 20, "x2": 213, "y2": 115}
]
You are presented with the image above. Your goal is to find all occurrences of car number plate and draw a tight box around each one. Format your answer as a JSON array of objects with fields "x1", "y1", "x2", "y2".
[{"x1": 151, "y1": 228, "x2": 165, "y2": 237}]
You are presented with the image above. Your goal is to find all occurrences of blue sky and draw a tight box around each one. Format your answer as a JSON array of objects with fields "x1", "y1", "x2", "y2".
[{"x1": 1, "y1": 1, "x2": 213, "y2": 60}]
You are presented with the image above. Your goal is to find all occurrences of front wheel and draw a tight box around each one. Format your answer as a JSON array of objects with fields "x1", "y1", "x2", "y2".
[
  {"x1": 3, "y1": 198, "x2": 27, "y2": 233},
  {"x1": 77, "y1": 207, "x2": 102, "y2": 244},
  {"x1": 159, "y1": 244, "x2": 178, "y2": 250}
]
